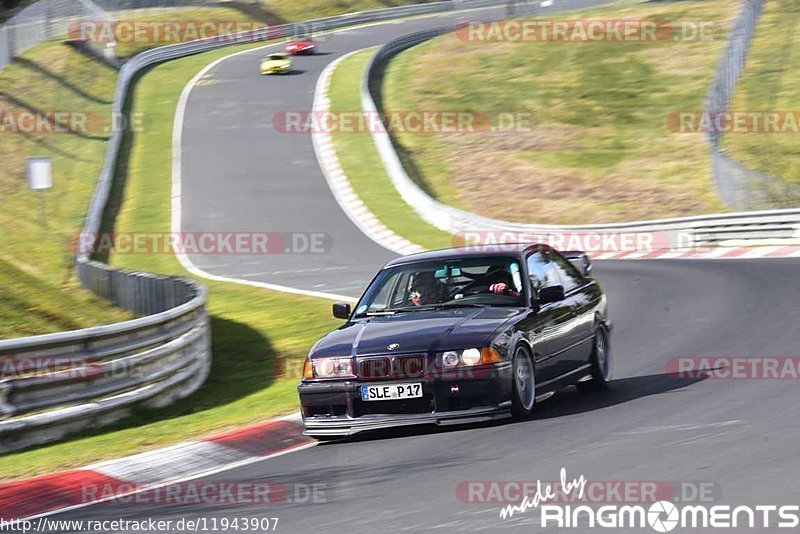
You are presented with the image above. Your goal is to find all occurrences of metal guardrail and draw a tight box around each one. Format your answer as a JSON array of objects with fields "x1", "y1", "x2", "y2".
[
  {"x1": 0, "y1": 263, "x2": 210, "y2": 453},
  {"x1": 0, "y1": 0, "x2": 512, "y2": 453},
  {"x1": 363, "y1": 27, "x2": 800, "y2": 250}
]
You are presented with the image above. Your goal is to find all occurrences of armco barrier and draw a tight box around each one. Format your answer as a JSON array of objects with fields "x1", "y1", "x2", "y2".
[
  {"x1": 363, "y1": 26, "x2": 800, "y2": 248},
  {"x1": 0, "y1": 261, "x2": 210, "y2": 453},
  {"x1": 0, "y1": 0, "x2": 511, "y2": 453}
]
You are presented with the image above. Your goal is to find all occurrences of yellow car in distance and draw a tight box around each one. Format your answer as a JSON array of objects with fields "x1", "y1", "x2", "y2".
[{"x1": 260, "y1": 53, "x2": 292, "y2": 75}]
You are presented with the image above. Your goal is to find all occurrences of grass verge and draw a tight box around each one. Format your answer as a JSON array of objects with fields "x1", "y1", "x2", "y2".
[
  {"x1": 722, "y1": 0, "x2": 800, "y2": 194},
  {"x1": 0, "y1": 41, "x2": 134, "y2": 339},
  {"x1": 382, "y1": 0, "x2": 736, "y2": 224},
  {"x1": 327, "y1": 49, "x2": 453, "y2": 251}
]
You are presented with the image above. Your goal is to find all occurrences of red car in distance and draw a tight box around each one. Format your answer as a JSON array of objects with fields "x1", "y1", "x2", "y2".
[{"x1": 286, "y1": 35, "x2": 315, "y2": 55}]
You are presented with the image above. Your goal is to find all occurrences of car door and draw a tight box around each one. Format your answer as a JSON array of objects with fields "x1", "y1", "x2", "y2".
[
  {"x1": 519, "y1": 251, "x2": 575, "y2": 385},
  {"x1": 551, "y1": 252, "x2": 596, "y2": 371}
]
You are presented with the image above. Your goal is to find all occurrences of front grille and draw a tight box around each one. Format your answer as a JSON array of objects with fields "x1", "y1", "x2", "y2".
[
  {"x1": 306, "y1": 405, "x2": 347, "y2": 417},
  {"x1": 359, "y1": 358, "x2": 391, "y2": 379},
  {"x1": 357, "y1": 355, "x2": 427, "y2": 380},
  {"x1": 393, "y1": 355, "x2": 425, "y2": 379},
  {"x1": 354, "y1": 395, "x2": 434, "y2": 416}
]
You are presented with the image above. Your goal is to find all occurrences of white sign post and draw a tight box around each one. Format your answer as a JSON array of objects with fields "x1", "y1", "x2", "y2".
[{"x1": 26, "y1": 157, "x2": 53, "y2": 226}]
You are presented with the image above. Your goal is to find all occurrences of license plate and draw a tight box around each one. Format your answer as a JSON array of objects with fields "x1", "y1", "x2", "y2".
[{"x1": 360, "y1": 383, "x2": 422, "y2": 401}]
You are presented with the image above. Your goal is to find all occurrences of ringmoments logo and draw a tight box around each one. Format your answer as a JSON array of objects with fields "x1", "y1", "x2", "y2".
[{"x1": 499, "y1": 469, "x2": 800, "y2": 531}]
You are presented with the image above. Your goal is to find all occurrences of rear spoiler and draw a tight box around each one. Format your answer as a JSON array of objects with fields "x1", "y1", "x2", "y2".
[{"x1": 561, "y1": 250, "x2": 593, "y2": 277}]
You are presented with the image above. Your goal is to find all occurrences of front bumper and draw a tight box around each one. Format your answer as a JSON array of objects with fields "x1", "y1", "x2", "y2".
[
  {"x1": 298, "y1": 362, "x2": 512, "y2": 437},
  {"x1": 302, "y1": 404, "x2": 511, "y2": 437}
]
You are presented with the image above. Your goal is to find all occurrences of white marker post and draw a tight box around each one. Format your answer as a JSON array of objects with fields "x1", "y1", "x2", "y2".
[{"x1": 26, "y1": 157, "x2": 53, "y2": 226}]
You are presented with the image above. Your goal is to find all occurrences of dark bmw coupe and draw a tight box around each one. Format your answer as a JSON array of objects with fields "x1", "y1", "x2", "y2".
[{"x1": 298, "y1": 244, "x2": 612, "y2": 437}]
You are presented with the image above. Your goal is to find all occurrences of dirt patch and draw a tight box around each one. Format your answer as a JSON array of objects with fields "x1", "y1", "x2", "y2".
[{"x1": 442, "y1": 130, "x2": 712, "y2": 224}]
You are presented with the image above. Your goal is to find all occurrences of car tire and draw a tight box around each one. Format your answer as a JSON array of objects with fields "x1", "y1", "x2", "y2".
[
  {"x1": 511, "y1": 346, "x2": 536, "y2": 418},
  {"x1": 577, "y1": 325, "x2": 613, "y2": 392}
]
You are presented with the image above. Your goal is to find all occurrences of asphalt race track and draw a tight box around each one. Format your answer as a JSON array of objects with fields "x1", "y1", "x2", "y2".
[{"x1": 46, "y1": 3, "x2": 800, "y2": 533}]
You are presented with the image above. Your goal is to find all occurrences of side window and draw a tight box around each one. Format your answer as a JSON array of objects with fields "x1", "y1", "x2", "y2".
[
  {"x1": 526, "y1": 252, "x2": 561, "y2": 293},
  {"x1": 551, "y1": 253, "x2": 584, "y2": 292}
]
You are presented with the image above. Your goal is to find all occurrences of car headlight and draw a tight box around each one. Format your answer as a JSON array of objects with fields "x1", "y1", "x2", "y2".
[
  {"x1": 439, "y1": 347, "x2": 502, "y2": 367},
  {"x1": 308, "y1": 357, "x2": 354, "y2": 379},
  {"x1": 461, "y1": 348, "x2": 482, "y2": 365},
  {"x1": 442, "y1": 351, "x2": 460, "y2": 367}
]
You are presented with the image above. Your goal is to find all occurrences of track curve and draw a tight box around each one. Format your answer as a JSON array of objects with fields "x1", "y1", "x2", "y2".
[{"x1": 46, "y1": 3, "x2": 800, "y2": 533}]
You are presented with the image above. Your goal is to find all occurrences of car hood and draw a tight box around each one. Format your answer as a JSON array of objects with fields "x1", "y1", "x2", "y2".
[
  {"x1": 311, "y1": 307, "x2": 523, "y2": 358},
  {"x1": 288, "y1": 41, "x2": 313, "y2": 48},
  {"x1": 262, "y1": 59, "x2": 290, "y2": 66}
]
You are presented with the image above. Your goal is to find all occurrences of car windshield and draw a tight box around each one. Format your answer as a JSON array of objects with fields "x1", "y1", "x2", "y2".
[
  {"x1": 268, "y1": 54, "x2": 286, "y2": 60},
  {"x1": 353, "y1": 256, "x2": 525, "y2": 317}
]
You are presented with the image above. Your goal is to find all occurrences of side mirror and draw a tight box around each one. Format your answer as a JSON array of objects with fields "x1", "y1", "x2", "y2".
[
  {"x1": 537, "y1": 285, "x2": 565, "y2": 305},
  {"x1": 332, "y1": 303, "x2": 352, "y2": 319},
  {"x1": 566, "y1": 254, "x2": 592, "y2": 277},
  {"x1": 562, "y1": 251, "x2": 593, "y2": 277}
]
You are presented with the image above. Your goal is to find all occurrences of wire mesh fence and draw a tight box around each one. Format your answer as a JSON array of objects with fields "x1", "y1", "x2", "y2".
[
  {"x1": 0, "y1": 0, "x2": 114, "y2": 69},
  {"x1": 0, "y1": 0, "x2": 288, "y2": 70},
  {"x1": 705, "y1": 0, "x2": 800, "y2": 210}
]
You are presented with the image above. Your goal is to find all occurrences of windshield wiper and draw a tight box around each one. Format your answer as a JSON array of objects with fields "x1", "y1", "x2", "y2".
[
  {"x1": 360, "y1": 303, "x2": 487, "y2": 317},
  {"x1": 361, "y1": 307, "x2": 425, "y2": 316},
  {"x1": 431, "y1": 302, "x2": 488, "y2": 309}
]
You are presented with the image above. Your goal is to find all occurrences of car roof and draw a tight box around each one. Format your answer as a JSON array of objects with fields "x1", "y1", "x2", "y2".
[{"x1": 384, "y1": 243, "x2": 551, "y2": 268}]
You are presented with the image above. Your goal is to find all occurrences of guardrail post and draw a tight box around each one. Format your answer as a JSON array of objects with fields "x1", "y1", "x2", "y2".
[{"x1": 0, "y1": 380, "x2": 15, "y2": 420}]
